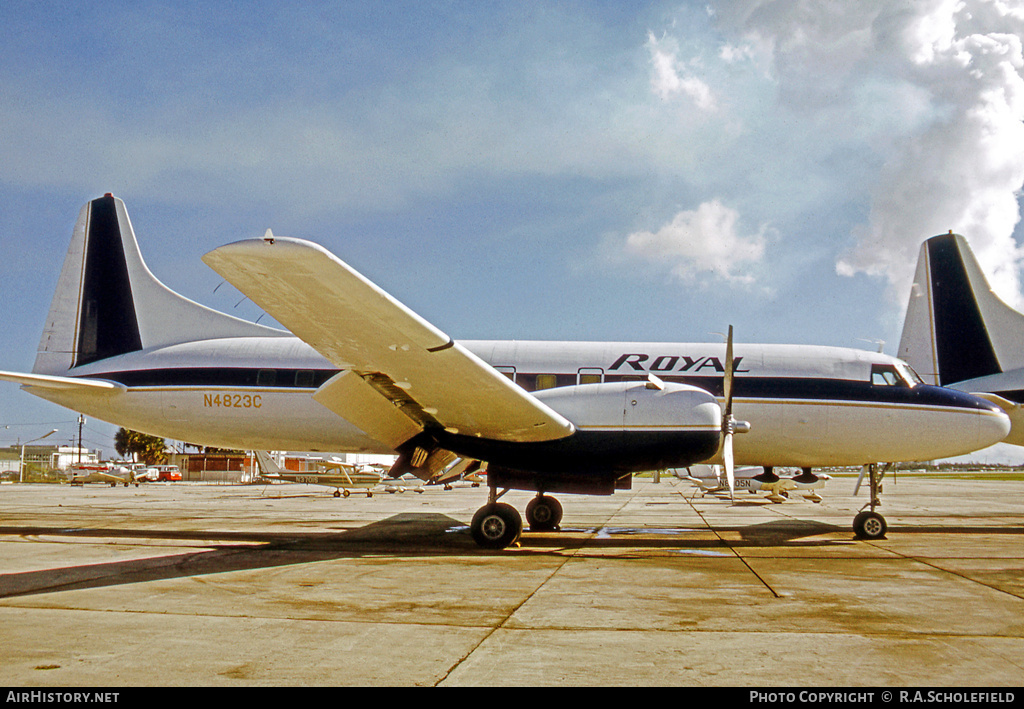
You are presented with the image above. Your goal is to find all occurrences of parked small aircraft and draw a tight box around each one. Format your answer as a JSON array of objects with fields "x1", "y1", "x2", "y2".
[
  {"x1": 253, "y1": 450, "x2": 383, "y2": 497},
  {"x1": 382, "y1": 472, "x2": 426, "y2": 494},
  {"x1": 681, "y1": 464, "x2": 829, "y2": 503},
  {"x1": 68, "y1": 462, "x2": 146, "y2": 486},
  {"x1": 0, "y1": 196, "x2": 1011, "y2": 546}
]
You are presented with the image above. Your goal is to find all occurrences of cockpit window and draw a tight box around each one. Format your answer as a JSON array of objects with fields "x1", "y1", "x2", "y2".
[
  {"x1": 871, "y1": 363, "x2": 918, "y2": 388},
  {"x1": 896, "y1": 361, "x2": 924, "y2": 386}
]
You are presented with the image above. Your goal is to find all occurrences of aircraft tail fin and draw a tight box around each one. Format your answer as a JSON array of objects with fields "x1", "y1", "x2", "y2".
[
  {"x1": 34, "y1": 194, "x2": 284, "y2": 376},
  {"x1": 898, "y1": 233, "x2": 1024, "y2": 386},
  {"x1": 254, "y1": 450, "x2": 284, "y2": 476}
]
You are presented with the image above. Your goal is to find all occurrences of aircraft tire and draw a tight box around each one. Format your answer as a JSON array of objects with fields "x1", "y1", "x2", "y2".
[
  {"x1": 471, "y1": 503, "x2": 522, "y2": 549},
  {"x1": 526, "y1": 495, "x2": 563, "y2": 531},
  {"x1": 853, "y1": 511, "x2": 887, "y2": 540}
]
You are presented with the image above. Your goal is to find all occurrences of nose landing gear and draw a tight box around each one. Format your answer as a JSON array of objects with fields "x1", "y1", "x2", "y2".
[
  {"x1": 853, "y1": 463, "x2": 889, "y2": 540},
  {"x1": 853, "y1": 509, "x2": 887, "y2": 539}
]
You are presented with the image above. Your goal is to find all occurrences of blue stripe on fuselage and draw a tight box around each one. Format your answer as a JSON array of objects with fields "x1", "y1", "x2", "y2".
[{"x1": 76, "y1": 367, "x2": 1000, "y2": 412}]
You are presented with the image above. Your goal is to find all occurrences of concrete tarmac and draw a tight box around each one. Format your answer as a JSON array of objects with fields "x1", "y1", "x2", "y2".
[{"x1": 0, "y1": 473, "x2": 1022, "y2": 687}]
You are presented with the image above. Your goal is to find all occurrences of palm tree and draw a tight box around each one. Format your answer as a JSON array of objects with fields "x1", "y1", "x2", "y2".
[{"x1": 114, "y1": 428, "x2": 167, "y2": 465}]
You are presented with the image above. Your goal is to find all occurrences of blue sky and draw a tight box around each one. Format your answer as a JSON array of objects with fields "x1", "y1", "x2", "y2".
[{"x1": 2, "y1": 1, "x2": 1024, "y2": 461}]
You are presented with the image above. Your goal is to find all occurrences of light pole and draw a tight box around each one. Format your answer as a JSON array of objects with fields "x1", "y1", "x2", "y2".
[{"x1": 20, "y1": 429, "x2": 58, "y2": 483}]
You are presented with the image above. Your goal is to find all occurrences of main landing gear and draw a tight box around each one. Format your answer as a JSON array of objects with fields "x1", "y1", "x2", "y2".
[
  {"x1": 470, "y1": 490, "x2": 564, "y2": 549},
  {"x1": 853, "y1": 463, "x2": 889, "y2": 540},
  {"x1": 471, "y1": 502, "x2": 522, "y2": 549},
  {"x1": 525, "y1": 494, "x2": 562, "y2": 531}
]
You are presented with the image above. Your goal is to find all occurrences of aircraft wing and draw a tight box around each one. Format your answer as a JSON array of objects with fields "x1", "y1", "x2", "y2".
[{"x1": 202, "y1": 236, "x2": 575, "y2": 447}]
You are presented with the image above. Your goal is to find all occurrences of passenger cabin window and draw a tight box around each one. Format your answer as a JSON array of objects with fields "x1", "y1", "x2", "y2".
[
  {"x1": 495, "y1": 366, "x2": 516, "y2": 383},
  {"x1": 535, "y1": 374, "x2": 558, "y2": 390},
  {"x1": 578, "y1": 367, "x2": 604, "y2": 385},
  {"x1": 295, "y1": 370, "x2": 315, "y2": 388},
  {"x1": 257, "y1": 369, "x2": 277, "y2": 387}
]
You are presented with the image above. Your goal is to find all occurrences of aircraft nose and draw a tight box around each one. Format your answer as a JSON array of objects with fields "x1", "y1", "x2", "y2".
[
  {"x1": 944, "y1": 389, "x2": 1012, "y2": 450},
  {"x1": 974, "y1": 398, "x2": 1012, "y2": 448},
  {"x1": 910, "y1": 386, "x2": 1011, "y2": 459}
]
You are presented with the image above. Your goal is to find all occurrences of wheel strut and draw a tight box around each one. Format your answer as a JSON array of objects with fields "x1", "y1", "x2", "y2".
[{"x1": 853, "y1": 463, "x2": 888, "y2": 540}]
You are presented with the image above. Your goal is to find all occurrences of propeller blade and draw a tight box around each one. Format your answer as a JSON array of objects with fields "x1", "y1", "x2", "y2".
[
  {"x1": 722, "y1": 325, "x2": 736, "y2": 500},
  {"x1": 723, "y1": 430, "x2": 735, "y2": 501},
  {"x1": 723, "y1": 324, "x2": 734, "y2": 417}
]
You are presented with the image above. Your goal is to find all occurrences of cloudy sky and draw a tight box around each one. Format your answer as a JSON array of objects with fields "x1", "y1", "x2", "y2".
[{"x1": 2, "y1": 0, "x2": 1024, "y2": 461}]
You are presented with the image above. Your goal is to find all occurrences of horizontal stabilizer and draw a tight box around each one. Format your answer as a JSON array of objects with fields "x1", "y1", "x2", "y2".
[
  {"x1": 970, "y1": 392, "x2": 1021, "y2": 412},
  {"x1": 0, "y1": 370, "x2": 124, "y2": 393}
]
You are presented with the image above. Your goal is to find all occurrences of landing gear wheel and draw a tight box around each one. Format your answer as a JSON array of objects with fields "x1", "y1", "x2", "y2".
[
  {"x1": 525, "y1": 495, "x2": 563, "y2": 531},
  {"x1": 853, "y1": 511, "x2": 887, "y2": 539},
  {"x1": 471, "y1": 503, "x2": 523, "y2": 549}
]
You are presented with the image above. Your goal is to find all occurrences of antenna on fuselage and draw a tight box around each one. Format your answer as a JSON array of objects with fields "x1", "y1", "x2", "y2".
[{"x1": 857, "y1": 338, "x2": 886, "y2": 354}]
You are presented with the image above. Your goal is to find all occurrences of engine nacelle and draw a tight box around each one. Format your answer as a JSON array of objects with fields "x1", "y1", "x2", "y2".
[
  {"x1": 434, "y1": 380, "x2": 723, "y2": 483},
  {"x1": 533, "y1": 380, "x2": 722, "y2": 433}
]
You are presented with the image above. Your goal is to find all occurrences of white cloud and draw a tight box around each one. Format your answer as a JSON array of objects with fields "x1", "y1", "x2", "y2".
[
  {"x1": 719, "y1": 43, "x2": 755, "y2": 64},
  {"x1": 834, "y1": 1, "x2": 1024, "y2": 307},
  {"x1": 711, "y1": 1, "x2": 1024, "y2": 308},
  {"x1": 646, "y1": 32, "x2": 717, "y2": 111},
  {"x1": 624, "y1": 200, "x2": 767, "y2": 285}
]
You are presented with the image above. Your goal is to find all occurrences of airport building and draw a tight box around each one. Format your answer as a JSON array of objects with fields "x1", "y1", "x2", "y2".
[
  {"x1": 163, "y1": 451, "x2": 396, "y2": 482},
  {"x1": 0, "y1": 444, "x2": 396, "y2": 483},
  {"x1": 0, "y1": 444, "x2": 99, "y2": 480},
  {"x1": 165, "y1": 452, "x2": 255, "y2": 482}
]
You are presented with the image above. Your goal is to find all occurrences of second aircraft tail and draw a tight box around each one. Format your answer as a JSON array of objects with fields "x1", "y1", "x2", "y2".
[{"x1": 898, "y1": 232, "x2": 1024, "y2": 387}]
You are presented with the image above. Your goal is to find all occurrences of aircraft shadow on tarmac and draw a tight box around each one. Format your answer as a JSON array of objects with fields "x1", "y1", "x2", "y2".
[{"x1": 0, "y1": 515, "x2": 1018, "y2": 599}]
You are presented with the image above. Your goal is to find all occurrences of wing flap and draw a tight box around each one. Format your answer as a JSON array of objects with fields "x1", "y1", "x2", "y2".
[
  {"x1": 202, "y1": 237, "x2": 574, "y2": 444},
  {"x1": 313, "y1": 370, "x2": 423, "y2": 449}
]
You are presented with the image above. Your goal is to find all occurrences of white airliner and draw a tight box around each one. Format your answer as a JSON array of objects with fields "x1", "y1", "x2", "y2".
[
  {"x1": 898, "y1": 231, "x2": 1024, "y2": 446},
  {"x1": 0, "y1": 195, "x2": 1012, "y2": 546}
]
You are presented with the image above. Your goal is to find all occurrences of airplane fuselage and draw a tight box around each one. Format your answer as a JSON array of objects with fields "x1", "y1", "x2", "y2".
[{"x1": 27, "y1": 335, "x2": 1009, "y2": 470}]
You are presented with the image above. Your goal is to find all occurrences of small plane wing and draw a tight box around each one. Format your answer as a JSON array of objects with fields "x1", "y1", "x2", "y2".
[{"x1": 202, "y1": 236, "x2": 575, "y2": 447}]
